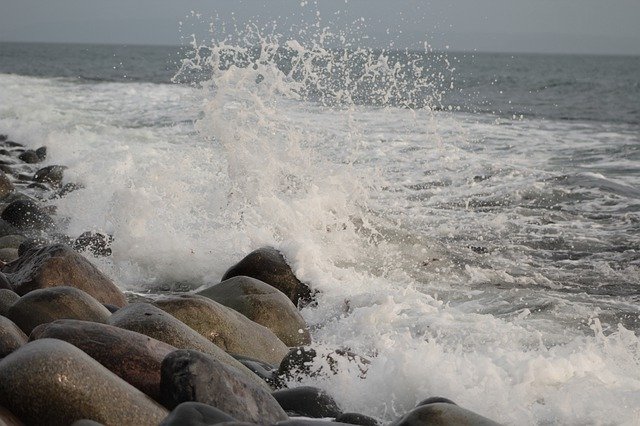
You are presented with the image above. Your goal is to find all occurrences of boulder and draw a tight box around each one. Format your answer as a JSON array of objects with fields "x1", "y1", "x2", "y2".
[
  {"x1": 0, "y1": 316, "x2": 27, "y2": 358},
  {"x1": 154, "y1": 295, "x2": 288, "y2": 365},
  {"x1": 1, "y1": 200, "x2": 53, "y2": 231},
  {"x1": 31, "y1": 319, "x2": 176, "y2": 401},
  {"x1": 17, "y1": 237, "x2": 47, "y2": 257},
  {"x1": 161, "y1": 349, "x2": 288, "y2": 423},
  {"x1": 70, "y1": 421, "x2": 104, "y2": 426},
  {"x1": 159, "y1": 402, "x2": 236, "y2": 426},
  {"x1": 197, "y1": 276, "x2": 311, "y2": 346},
  {"x1": 222, "y1": 247, "x2": 314, "y2": 307},
  {"x1": 7, "y1": 286, "x2": 111, "y2": 335},
  {"x1": 33, "y1": 165, "x2": 65, "y2": 188},
  {"x1": 0, "y1": 236, "x2": 27, "y2": 251},
  {"x1": 35, "y1": 147, "x2": 47, "y2": 162},
  {"x1": 3, "y1": 244, "x2": 127, "y2": 307},
  {"x1": 272, "y1": 386, "x2": 342, "y2": 418},
  {"x1": 108, "y1": 303, "x2": 270, "y2": 391},
  {"x1": 0, "y1": 275, "x2": 12, "y2": 291},
  {"x1": 232, "y1": 354, "x2": 279, "y2": 388},
  {"x1": 17, "y1": 150, "x2": 41, "y2": 164},
  {"x1": 390, "y1": 403, "x2": 501, "y2": 426},
  {"x1": 416, "y1": 397, "x2": 457, "y2": 406},
  {"x1": 0, "y1": 249, "x2": 18, "y2": 264},
  {"x1": 0, "y1": 220, "x2": 20, "y2": 240},
  {"x1": 334, "y1": 413, "x2": 380, "y2": 426},
  {"x1": 0, "y1": 290, "x2": 19, "y2": 316},
  {"x1": 278, "y1": 347, "x2": 369, "y2": 382},
  {"x1": 0, "y1": 338, "x2": 168, "y2": 425},
  {"x1": 0, "y1": 173, "x2": 13, "y2": 199},
  {"x1": 0, "y1": 405, "x2": 22, "y2": 426},
  {"x1": 72, "y1": 232, "x2": 113, "y2": 257}
]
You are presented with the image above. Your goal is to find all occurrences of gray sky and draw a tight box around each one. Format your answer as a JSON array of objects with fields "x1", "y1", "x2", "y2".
[{"x1": 0, "y1": 0, "x2": 639, "y2": 55}]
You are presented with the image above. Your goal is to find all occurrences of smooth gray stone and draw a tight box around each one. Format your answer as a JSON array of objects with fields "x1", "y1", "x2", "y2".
[
  {"x1": 197, "y1": 276, "x2": 311, "y2": 347},
  {"x1": 272, "y1": 386, "x2": 342, "y2": 418},
  {"x1": 222, "y1": 247, "x2": 314, "y2": 307},
  {"x1": 161, "y1": 349, "x2": 288, "y2": 424},
  {"x1": 7, "y1": 286, "x2": 111, "y2": 335},
  {"x1": 108, "y1": 303, "x2": 270, "y2": 392},
  {"x1": 0, "y1": 338, "x2": 168, "y2": 425},
  {"x1": 159, "y1": 402, "x2": 236, "y2": 426},
  {"x1": 390, "y1": 403, "x2": 501, "y2": 426}
]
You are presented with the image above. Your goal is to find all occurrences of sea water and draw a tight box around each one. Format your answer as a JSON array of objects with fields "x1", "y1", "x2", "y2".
[{"x1": 0, "y1": 34, "x2": 639, "y2": 425}]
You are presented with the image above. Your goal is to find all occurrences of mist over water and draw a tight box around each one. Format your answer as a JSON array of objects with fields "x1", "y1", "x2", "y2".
[{"x1": 1, "y1": 10, "x2": 640, "y2": 424}]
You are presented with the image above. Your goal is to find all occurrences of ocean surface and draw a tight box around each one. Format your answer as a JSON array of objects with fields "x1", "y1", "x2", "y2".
[{"x1": 1, "y1": 40, "x2": 640, "y2": 424}]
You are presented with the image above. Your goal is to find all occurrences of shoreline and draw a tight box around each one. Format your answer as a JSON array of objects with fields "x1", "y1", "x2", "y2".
[{"x1": 0, "y1": 132, "x2": 501, "y2": 425}]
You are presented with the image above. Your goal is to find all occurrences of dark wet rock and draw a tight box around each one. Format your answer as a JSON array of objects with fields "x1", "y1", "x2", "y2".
[
  {"x1": 159, "y1": 402, "x2": 236, "y2": 426},
  {"x1": 57, "y1": 182, "x2": 84, "y2": 197},
  {"x1": 0, "y1": 338, "x2": 168, "y2": 425},
  {"x1": 390, "y1": 403, "x2": 500, "y2": 426},
  {"x1": 0, "y1": 173, "x2": 13, "y2": 199},
  {"x1": 0, "y1": 235, "x2": 27, "y2": 251},
  {"x1": 0, "y1": 165, "x2": 13, "y2": 176},
  {"x1": 197, "y1": 276, "x2": 311, "y2": 347},
  {"x1": 154, "y1": 295, "x2": 288, "y2": 365},
  {"x1": 17, "y1": 237, "x2": 47, "y2": 256},
  {"x1": 2, "y1": 141, "x2": 22, "y2": 148},
  {"x1": 26, "y1": 182, "x2": 49, "y2": 191},
  {"x1": 0, "y1": 275, "x2": 12, "y2": 291},
  {"x1": 416, "y1": 397, "x2": 457, "y2": 406},
  {"x1": 103, "y1": 303, "x2": 120, "y2": 313},
  {"x1": 70, "y1": 421, "x2": 104, "y2": 426},
  {"x1": 276, "y1": 421, "x2": 353, "y2": 426},
  {"x1": 0, "y1": 249, "x2": 18, "y2": 264},
  {"x1": 334, "y1": 413, "x2": 380, "y2": 426},
  {"x1": 232, "y1": 354, "x2": 278, "y2": 388},
  {"x1": 1, "y1": 199, "x2": 54, "y2": 231},
  {"x1": 272, "y1": 386, "x2": 341, "y2": 418},
  {"x1": 3, "y1": 244, "x2": 127, "y2": 307},
  {"x1": 0, "y1": 316, "x2": 27, "y2": 359},
  {"x1": 7, "y1": 286, "x2": 111, "y2": 335},
  {"x1": 0, "y1": 290, "x2": 19, "y2": 316},
  {"x1": 161, "y1": 349, "x2": 288, "y2": 423},
  {"x1": 0, "y1": 405, "x2": 22, "y2": 426},
  {"x1": 15, "y1": 173, "x2": 34, "y2": 183},
  {"x1": 222, "y1": 247, "x2": 314, "y2": 307},
  {"x1": 0, "y1": 136, "x2": 6, "y2": 142},
  {"x1": 33, "y1": 165, "x2": 65, "y2": 188},
  {"x1": 31, "y1": 319, "x2": 177, "y2": 402},
  {"x1": 108, "y1": 302, "x2": 269, "y2": 390},
  {"x1": 17, "y1": 150, "x2": 41, "y2": 164},
  {"x1": 0, "y1": 221, "x2": 20, "y2": 240},
  {"x1": 73, "y1": 231, "x2": 113, "y2": 256},
  {"x1": 35, "y1": 146, "x2": 47, "y2": 162},
  {"x1": 278, "y1": 347, "x2": 369, "y2": 382}
]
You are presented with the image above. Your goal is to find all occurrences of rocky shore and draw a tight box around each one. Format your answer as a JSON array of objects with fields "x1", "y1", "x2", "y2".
[{"x1": 0, "y1": 133, "x2": 501, "y2": 425}]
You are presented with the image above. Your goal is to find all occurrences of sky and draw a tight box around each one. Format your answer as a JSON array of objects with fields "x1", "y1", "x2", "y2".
[{"x1": 0, "y1": 0, "x2": 639, "y2": 55}]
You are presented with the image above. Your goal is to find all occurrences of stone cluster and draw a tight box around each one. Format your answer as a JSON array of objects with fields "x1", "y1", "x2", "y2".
[{"x1": 0, "y1": 134, "x2": 501, "y2": 425}]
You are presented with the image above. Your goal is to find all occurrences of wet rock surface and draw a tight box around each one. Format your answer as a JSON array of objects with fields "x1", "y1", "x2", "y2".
[
  {"x1": 197, "y1": 276, "x2": 311, "y2": 347},
  {"x1": 0, "y1": 338, "x2": 168, "y2": 426},
  {"x1": 2, "y1": 244, "x2": 127, "y2": 307},
  {"x1": 161, "y1": 349, "x2": 288, "y2": 423},
  {"x1": 222, "y1": 247, "x2": 314, "y2": 307},
  {"x1": 154, "y1": 294, "x2": 289, "y2": 366},
  {"x1": 7, "y1": 286, "x2": 111, "y2": 335},
  {"x1": 0, "y1": 316, "x2": 27, "y2": 359}
]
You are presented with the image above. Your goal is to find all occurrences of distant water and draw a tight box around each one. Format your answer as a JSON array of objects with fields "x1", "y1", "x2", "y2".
[{"x1": 1, "y1": 41, "x2": 640, "y2": 424}]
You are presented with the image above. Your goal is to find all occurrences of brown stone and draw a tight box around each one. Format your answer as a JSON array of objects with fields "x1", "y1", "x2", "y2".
[
  {"x1": 7, "y1": 286, "x2": 111, "y2": 335},
  {"x1": 390, "y1": 403, "x2": 501, "y2": 426},
  {"x1": 197, "y1": 276, "x2": 311, "y2": 346},
  {"x1": 30, "y1": 319, "x2": 176, "y2": 402},
  {"x1": 222, "y1": 247, "x2": 314, "y2": 307},
  {"x1": 0, "y1": 316, "x2": 27, "y2": 359},
  {"x1": 154, "y1": 295, "x2": 288, "y2": 365},
  {"x1": 3, "y1": 244, "x2": 127, "y2": 307},
  {"x1": 108, "y1": 303, "x2": 271, "y2": 392},
  {"x1": 0, "y1": 338, "x2": 168, "y2": 425}
]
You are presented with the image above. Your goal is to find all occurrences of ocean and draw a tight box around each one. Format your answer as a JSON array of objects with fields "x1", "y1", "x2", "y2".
[{"x1": 1, "y1": 40, "x2": 639, "y2": 424}]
